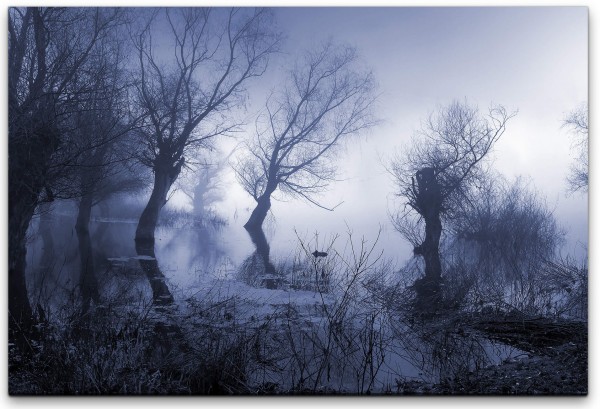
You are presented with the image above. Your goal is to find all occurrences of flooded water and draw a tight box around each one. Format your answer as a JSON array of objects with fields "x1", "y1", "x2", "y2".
[
  {"x1": 26, "y1": 204, "x2": 409, "y2": 302},
  {"x1": 23, "y1": 206, "x2": 529, "y2": 391}
]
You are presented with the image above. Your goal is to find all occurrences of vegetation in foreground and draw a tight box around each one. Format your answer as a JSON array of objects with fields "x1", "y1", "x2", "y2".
[{"x1": 9, "y1": 235, "x2": 587, "y2": 395}]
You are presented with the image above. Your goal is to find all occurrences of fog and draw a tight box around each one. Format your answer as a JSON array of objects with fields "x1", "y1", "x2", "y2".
[
  {"x1": 168, "y1": 6, "x2": 588, "y2": 263},
  {"x1": 8, "y1": 5, "x2": 588, "y2": 395}
]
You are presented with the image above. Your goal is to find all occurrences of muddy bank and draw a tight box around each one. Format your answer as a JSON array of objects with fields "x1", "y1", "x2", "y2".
[{"x1": 395, "y1": 314, "x2": 587, "y2": 395}]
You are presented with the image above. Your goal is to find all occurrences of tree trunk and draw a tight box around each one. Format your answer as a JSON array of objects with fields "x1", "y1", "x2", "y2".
[
  {"x1": 136, "y1": 157, "x2": 182, "y2": 243},
  {"x1": 412, "y1": 168, "x2": 443, "y2": 306},
  {"x1": 414, "y1": 211, "x2": 443, "y2": 307},
  {"x1": 135, "y1": 240, "x2": 174, "y2": 305},
  {"x1": 38, "y1": 203, "x2": 55, "y2": 279},
  {"x1": 75, "y1": 193, "x2": 100, "y2": 314},
  {"x1": 422, "y1": 212, "x2": 442, "y2": 282},
  {"x1": 8, "y1": 119, "x2": 59, "y2": 340},
  {"x1": 244, "y1": 186, "x2": 276, "y2": 229},
  {"x1": 245, "y1": 224, "x2": 277, "y2": 276},
  {"x1": 8, "y1": 202, "x2": 35, "y2": 336},
  {"x1": 76, "y1": 193, "x2": 93, "y2": 234},
  {"x1": 192, "y1": 175, "x2": 208, "y2": 218}
]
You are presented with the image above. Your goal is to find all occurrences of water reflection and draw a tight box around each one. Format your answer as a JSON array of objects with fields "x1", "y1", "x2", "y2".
[
  {"x1": 387, "y1": 317, "x2": 525, "y2": 384},
  {"x1": 23, "y1": 206, "x2": 538, "y2": 392},
  {"x1": 158, "y1": 226, "x2": 231, "y2": 281},
  {"x1": 38, "y1": 204, "x2": 55, "y2": 280},
  {"x1": 240, "y1": 225, "x2": 282, "y2": 289},
  {"x1": 28, "y1": 207, "x2": 81, "y2": 313},
  {"x1": 76, "y1": 226, "x2": 100, "y2": 314},
  {"x1": 135, "y1": 239, "x2": 174, "y2": 305}
]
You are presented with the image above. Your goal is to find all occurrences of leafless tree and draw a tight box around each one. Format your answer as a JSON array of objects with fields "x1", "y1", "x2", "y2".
[
  {"x1": 390, "y1": 101, "x2": 515, "y2": 298},
  {"x1": 131, "y1": 7, "x2": 280, "y2": 243},
  {"x1": 69, "y1": 36, "x2": 147, "y2": 313},
  {"x1": 235, "y1": 43, "x2": 378, "y2": 230},
  {"x1": 443, "y1": 175, "x2": 567, "y2": 316},
  {"x1": 176, "y1": 150, "x2": 233, "y2": 219},
  {"x1": 447, "y1": 195, "x2": 570, "y2": 317},
  {"x1": 188, "y1": 165, "x2": 225, "y2": 217},
  {"x1": 448, "y1": 175, "x2": 563, "y2": 283},
  {"x1": 8, "y1": 7, "x2": 124, "y2": 336},
  {"x1": 67, "y1": 33, "x2": 140, "y2": 222},
  {"x1": 563, "y1": 103, "x2": 588, "y2": 193}
]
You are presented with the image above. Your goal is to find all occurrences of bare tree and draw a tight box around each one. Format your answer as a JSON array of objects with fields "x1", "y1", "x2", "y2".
[
  {"x1": 132, "y1": 7, "x2": 280, "y2": 243},
  {"x1": 235, "y1": 43, "x2": 377, "y2": 230},
  {"x1": 176, "y1": 149, "x2": 233, "y2": 219},
  {"x1": 390, "y1": 101, "x2": 515, "y2": 299},
  {"x1": 8, "y1": 7, "x2": 124, "y2": 335},
  {"x1": 448, "y1": 175, "x2": 563, "y2": 282},
  {"x1": 70, "y1": 38, "x2": 146, "y2": 313},
  {"x1": 444, "y1": 176, "x2": 569, "y2": 316},
  {"x1": 563, "y1": 103, "x2": 588, "y2": 193}
]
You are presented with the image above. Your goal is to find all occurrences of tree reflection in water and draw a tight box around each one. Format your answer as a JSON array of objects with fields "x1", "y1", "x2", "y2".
[
  {"x1": 389, "y1": 315, "x2": 513, "y2": 383},
  {"x1": 76, "y1": 226, "x2": 101, "y2": 314},
  {"x1": 239, "y1": 225, "x2": 281, "y2": 289},
  {"x1": 135, "y1": 239, "x2": 174, "y2": 305}
]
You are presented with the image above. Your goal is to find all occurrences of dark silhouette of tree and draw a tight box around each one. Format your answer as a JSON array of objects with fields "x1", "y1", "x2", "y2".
[
  {"x1": 132, "y1": 7, "x2": 280, "y2": 243},
  {"x1": 235, "y1": 43, "x2": 377, "y2": 229},
  {"x1": 134, "y1": 241, "x2": 175, "y2": 305},
  {"x1": 70, "y1": 36, "x2": 145, "y2": 314},
  {"x1": 8, "y1": 7, "x2": 124, "y2": 337},
  {"x1": 390, "y1": 101, "x2": 515, "y2": 302},
  {"x1": 239, "y1": 226, "x2": 279, "y2": 289},
  {"x1": 442, "y1": 175, "x2": 569, "y2": 316},
  {"x1": 563, "y1": 103, "x2": 588, "y2": 193},
  {"x1": 188, "y1": 165, "x2": 223, "y2": 217},
  {"x1": 177, "y1": 150, "x2": 233, "y2": 219},
  {"x1": 448, "y1": 175, "x2": 564, "y2": 283}
]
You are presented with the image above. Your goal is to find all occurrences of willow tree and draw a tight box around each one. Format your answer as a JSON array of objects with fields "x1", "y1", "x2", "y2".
[
  {"x1": 133, "y1": 7, "x2": 280, "y2": 243},
  {"x1": 235, "y1": 43, "x2": 377, "y2": 230},
  {"x1": 71, "y1": 41, "x2": 144, "y2": 313},
  {"x1": 391, "y1": 101, "x2": 515, "y2": 296},
  {"x1": 8, "y1": 7, "x2": 124, "y2": 335}
]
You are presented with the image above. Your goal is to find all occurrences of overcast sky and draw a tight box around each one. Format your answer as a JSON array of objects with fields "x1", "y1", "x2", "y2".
[
  {"x1": 0, "y1": 4, "x2": 592, "y2": 405},
  {"x1": 200, "y1": 6, "x2": 587, "y2": 262},
  {"x1": 0, "y1": 4, "x2": 589, "y2": 266}
]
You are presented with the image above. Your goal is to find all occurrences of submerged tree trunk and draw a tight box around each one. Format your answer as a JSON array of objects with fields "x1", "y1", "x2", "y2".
[
  {"x1": 412, "y1": 168, "x2": 443, "y2": 304},
  {"x1": 422, "y1": 212, "x2": 442, "y2": 282},
  {"x1": 38, "y1": 203, "x2": 55, "y2": 279},
  {"x1": 8, "y1": 119, "x2": 60, "y2": 339},
  {"x1": 135, "y1": 155, "x2": 180, "y2": 304},
  {"x1": 8, "y1": 202, "x2": 36, "y2": 336},
  {"x1": 135, "y1": 172, "x2": 170, "y2": 242},
  {"x1": 75, "y1": 193, "x2": 100, "y2": 314},
  {"x1": 245, "y1": 224, "x2": 277, "y2": 276},
  {"x1": 136, "y1": 156, "x2": 183, "y2": 243},
  {"x1": 243, "y1": 180, "x2": 280, "y2": 288},
  {"x1": 135, "y1": 240, "x2": 174, "y2": 305},
  {"x1": 245, "y1": 195, "x2": 271, "y2": 229}
]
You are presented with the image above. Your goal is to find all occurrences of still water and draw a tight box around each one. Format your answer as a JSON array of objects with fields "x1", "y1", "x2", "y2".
[
  {"x1": 24, "y1": 207, "x2": 525, "y2": 390},
  {"x1": 26, "y1": 205, "x2": 409, "y2": 300}
]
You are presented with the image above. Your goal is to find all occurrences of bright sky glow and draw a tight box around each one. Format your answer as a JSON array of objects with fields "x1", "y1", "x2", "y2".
[
  {"x1": 1, "y1": 3, "x2": 590, "y2": 264},
  {"x1": 197, "y1": 6, "x2": 588, "y2": 261}
]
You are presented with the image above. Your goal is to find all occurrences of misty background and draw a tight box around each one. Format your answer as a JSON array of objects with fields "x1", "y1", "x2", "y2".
[
  {"x1": 164, "y1": 7, "x2": 588, "y2": 264},
  {"x1": 5, "y1": 3, "x2": 591, "y2": 396}
]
